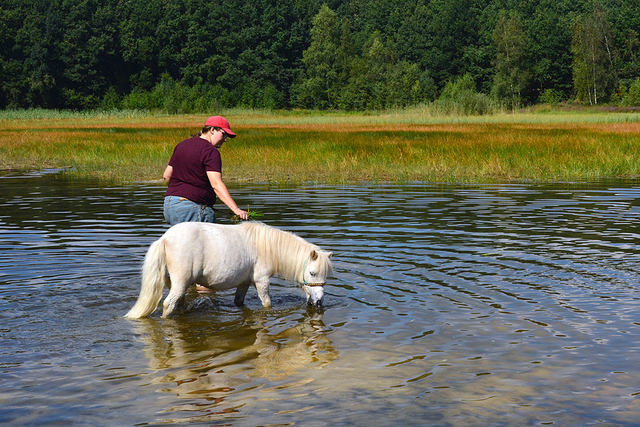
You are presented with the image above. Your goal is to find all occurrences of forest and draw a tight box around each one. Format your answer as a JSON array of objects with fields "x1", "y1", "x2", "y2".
[{"x1": 1, "y1": 0, "x2": 640, "y2": 112}]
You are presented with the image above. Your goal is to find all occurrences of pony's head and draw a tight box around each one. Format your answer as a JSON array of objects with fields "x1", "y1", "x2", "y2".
[{"x1": 302, "y1": 249, "x2": 333, "y2": 308}]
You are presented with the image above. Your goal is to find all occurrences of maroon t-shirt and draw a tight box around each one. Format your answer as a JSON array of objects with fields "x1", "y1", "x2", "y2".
[{"x1": 165, "y1": 137, "x2": 222, "y2": 206}]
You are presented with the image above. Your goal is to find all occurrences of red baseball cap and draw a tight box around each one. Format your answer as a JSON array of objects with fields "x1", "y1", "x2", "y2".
[{"x1": 205, "y1": 116, "x2": 236, "y2": 138}]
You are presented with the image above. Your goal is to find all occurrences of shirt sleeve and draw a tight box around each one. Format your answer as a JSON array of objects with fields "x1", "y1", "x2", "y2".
[{"x1": 202, "y1": 146, "x2": 222, "y2": 173}]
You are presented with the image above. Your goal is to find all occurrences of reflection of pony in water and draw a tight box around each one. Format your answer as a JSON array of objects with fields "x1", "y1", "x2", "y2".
[
  {"x1": 131, "y1": 311, "x2": 339, "y2": 421},
  {"x1": 125, "y1": 222, "x2": 333, "y2": 318}
]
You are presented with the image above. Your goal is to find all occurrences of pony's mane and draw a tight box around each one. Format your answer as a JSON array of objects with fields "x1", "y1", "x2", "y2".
[{"x1": 240, "y1": 221, "x2": 332, "y2": 282}]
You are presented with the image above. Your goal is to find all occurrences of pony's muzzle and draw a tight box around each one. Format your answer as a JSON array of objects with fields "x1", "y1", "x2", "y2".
[
  {"x1": 307, "y1": 298, "x2": 323, "y2": 308},
  {"x1": 303, "y1": 284, "x2": 324, "y2": 309}
]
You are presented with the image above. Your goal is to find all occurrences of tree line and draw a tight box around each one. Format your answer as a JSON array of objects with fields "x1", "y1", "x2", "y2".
[{"x1": 1, "y1": 0, "x2": 639, "y2": 112}]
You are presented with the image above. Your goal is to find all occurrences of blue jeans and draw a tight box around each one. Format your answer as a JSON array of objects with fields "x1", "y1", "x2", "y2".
[{"x1": 164, "y1": 196, "x2": 216, "y2": 226}]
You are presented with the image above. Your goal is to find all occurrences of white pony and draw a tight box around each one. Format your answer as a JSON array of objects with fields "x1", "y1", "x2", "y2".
[{"x1": 125, "y1": 221, "x2": 333, "y2": 318}]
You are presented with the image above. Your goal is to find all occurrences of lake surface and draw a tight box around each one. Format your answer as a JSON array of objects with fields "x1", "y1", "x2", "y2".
[{"x1": 2, "y1": 171, "x2": 640, "y2": 426}]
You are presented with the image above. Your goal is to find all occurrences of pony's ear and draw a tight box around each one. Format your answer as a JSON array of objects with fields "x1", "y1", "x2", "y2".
[
  {"x1": 310, "y1": 250, "x2": 318, "y2": 261},
  {"x1": 327, "y1": 252, "x2": 333, "y2": 258}
]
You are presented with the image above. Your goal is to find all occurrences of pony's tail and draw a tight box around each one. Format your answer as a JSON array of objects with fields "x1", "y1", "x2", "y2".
[{"x1": 124, "y1": 239, "x2": 168, "y2": 319}]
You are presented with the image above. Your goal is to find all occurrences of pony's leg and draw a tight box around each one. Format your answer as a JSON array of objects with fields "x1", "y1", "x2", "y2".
[
  {"x1": 234, "y1": 282, "x2": 251, "y2": 306},
  {"x1": 162, "y1": 280, "x2": 190, "y2": 318},
  {"x1": 254, "y1": 279, "x2": 272, "y2": 308}
]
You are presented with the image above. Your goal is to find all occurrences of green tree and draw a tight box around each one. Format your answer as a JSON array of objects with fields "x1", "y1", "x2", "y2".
[
  {"x1": 571, "y1": 1, "x2": 616, "y2": 104},
  {"x1": 51, "y1": 0, "x2": 122, "y2": 109},
  {"x1": 491, "y1": 10, "x2": 530, "y2": 109},
  {"x1": 607, "y1": 0, "x2": 640, "y2": 84},
  {"x1": 1, "y1": 0, "x2": 59, "y2": 108},
  {"x1": 424, "y1": 0, "x2": 488, "y2": 89},
  {"x1": 516, "y1": 0, "x2": 575, "y2": 102},
  {"x1": 621, "y1": 77, "x2": 640, "y2": 106},
  {"x1": 620, "y1": 29, "x2": 640, "y2": 84},
  {"x1": 296, "y1": 4, "x2": 341, "y2": 109},
  {"x1": 119, "y1": 0, "x2": 167, "y2": 91}
]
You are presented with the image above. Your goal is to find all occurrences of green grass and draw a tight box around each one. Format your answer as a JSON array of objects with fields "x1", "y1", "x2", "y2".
[{"x1": 2, "y1": 107, "x2": 640, "y2": 184}]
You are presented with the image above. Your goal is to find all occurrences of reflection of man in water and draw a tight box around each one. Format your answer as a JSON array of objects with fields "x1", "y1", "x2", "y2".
[{"x1": 131, "y1": 310, "x2": 338, "y2": 417}]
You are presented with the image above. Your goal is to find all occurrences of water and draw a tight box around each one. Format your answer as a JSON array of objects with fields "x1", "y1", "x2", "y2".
[{"x1": 2, "y1": 171, "x2": 640, "y2": 426}]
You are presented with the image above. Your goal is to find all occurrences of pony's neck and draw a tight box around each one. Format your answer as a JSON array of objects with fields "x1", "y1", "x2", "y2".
[{"x1": 245, "y1": 223, "x2": 310, "y2": 282}]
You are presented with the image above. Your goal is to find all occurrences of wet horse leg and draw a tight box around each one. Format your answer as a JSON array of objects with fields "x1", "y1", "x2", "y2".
[
  {"x1": 254, "y1": 279, "x2": 272, "y2": 308},
  {"x1": 162, "y1": 279, "x2": 190, "y2": 318},
  {"x1": 234, "y1": 282, "x2": 251, "y2": 306}
]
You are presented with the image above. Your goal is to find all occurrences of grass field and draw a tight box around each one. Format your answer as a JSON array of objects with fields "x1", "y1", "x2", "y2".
[{"x1": 2, "y1": 107, "x2": 640, "y2": 184}]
